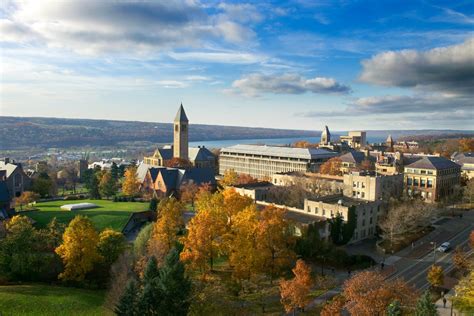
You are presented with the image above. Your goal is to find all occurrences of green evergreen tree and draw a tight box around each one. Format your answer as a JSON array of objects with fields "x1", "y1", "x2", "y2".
[
  {"x1": 387, "y1": 300, "x2": 402, "y2": 316},
  {"x1": 415, "y1": 290, "x2": 438, "y2": 316},
  {"x1": 89, "y1": 172, "x2": 101, "y2": 199},
  {"x1": 111, "y1": 162, "x2": 119, "y2": 182},
  {"x1": 138, "y1": 256, "x2": 162, "y2": 315},
  {"x1": 156, "y1": 247, "x2": 192, "y2": 316},
  {"x1": 99, "y1": 171, "x2": 117, "y2": 199},
  {"x1": 149, "y1": 198, "x2": 158, "y2": 212},
  {"x1": 115, "y1": 278, "x2": 139, "y2": 316},
  {"x1": 329, "y1": 212, "x2": 344, "y2": 245}
]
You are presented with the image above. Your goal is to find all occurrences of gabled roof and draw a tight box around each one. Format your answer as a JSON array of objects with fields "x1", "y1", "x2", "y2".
[
  {"x1": 0, "y1": 161, "x2": 19, "y2": 178},
  {"x1": 188, "y1": 147, "x2": 215, "y2": 162},
  {"x1": 137, "y1": 163, "x2": 154, "y2": 182},
  {"x1": 148, "y1": 167, "x2": 162, "y2": 182},
  {"x1": 339, "y1": 151, "x2": 375, "y2": 164},
  {"x1": 451, "y1": 152, "x2": 474, "y2": 165},
  {"x1": 154, "y1": 148, "x2": 173, "y2": 160},
  {"x1": 159, "y1": 168, "x2": 179, "y2": 189},
  {"x1": 221, "y1": 144, "x2": 337, "y2": 160},
  {"x1": 174, "y1": 104, "x2": 189, "y2": 122},
  {"x1": 406, "y1": 156, "x2": 461, "y2": 170},
  {"x1": 182, "y1": 167, "x2": 216, "y2": 186},
  {"x1": 386, "y1": 134, "x2": 394, "y2": 143}
]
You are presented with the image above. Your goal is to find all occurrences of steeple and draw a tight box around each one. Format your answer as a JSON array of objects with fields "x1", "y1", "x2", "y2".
[
  {"x1": 174, "y1": 103, "x2": 189, "y2": 122},
  {"x1": 173, "y1": 103, "x2": 189, "y2": 160},
  {"x1": 320, "y1": 125, "x2": 331, "y2": 145}
]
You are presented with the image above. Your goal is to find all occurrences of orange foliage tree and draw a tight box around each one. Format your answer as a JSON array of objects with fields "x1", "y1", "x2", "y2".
[
  {"x1": 256, "y1": 205, "x2": 296, "y2": 283},
  {"x1": 121, "y1": 166, "x2": 140, "y2": 197},
  {"x1": 459, "y1": 138, "x2": 474, "y2": 152},
  {"x1": 180, "y1": 182, "x2": 199, "y2": 207},
  {"x1": 319, "y1": 157, "x2": 342, "y2": 175},
  {"x1": 165, "y1": 157, "x2": 193, "y2": 168},
  {"x1": 427, "y1": 265, "x2": 444, "y2": 288},
  {"x1": 320, "y1": 295, "x2": 346, "y2": 316},
  {"x1": 147, "y1": 198, "x2": 184, "y2": 263},
  {"x1": 14, "y1": 191, "x2": 40, "y2": 210},
  {"x1": 342, "y1": 271, "x2": 416, "y2": 316},
  {"x1": 222, "y1": 188, "x2": 254, "y2": 227},
  {"x1": 470, "y1": 230, "x2": 474, "y2": 249},
  {"x1": 279, "y1": 259, "x2": 313, "y2": 313}
]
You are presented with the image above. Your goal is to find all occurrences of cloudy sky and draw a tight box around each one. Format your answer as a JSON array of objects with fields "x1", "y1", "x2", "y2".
[{"x1": 1, "y1": 0, "x2": 473, "y2": 131}]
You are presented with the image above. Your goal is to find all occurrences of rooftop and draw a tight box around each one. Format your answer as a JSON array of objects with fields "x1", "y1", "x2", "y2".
[
  {"x1": 220, "y1": 144, "x2": 337, "y2": 160},
  {"x1": 308, "y1": 194, "x2": 376, "y2": 206},
  {"x1": 406, "y1": 156, "x2": 461, "y2": 170},
  {"x1": 174, "y1": 103, "x2": 189, "y2": 122}
]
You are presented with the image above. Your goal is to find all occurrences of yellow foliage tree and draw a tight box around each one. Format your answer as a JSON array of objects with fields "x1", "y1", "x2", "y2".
[
  {"x1": 147, "y1": 198, "x2": 184, "y2": 263},
  {"x1": 222, "y1": 188, "x2": 253, "y2": 226},
  {"x1": 256, "y1": 205, "x2": 296, "y2": 283},
  {"x1": 221, "y1": 169, "x2": 239, "y2": 186},
  {"x1": 427, "y1": 265, "x2": 444, "y2": 288},
  {"x1": 97, "y1": 228, "x2": 126, "y2": 267},
  {"x1": 180, "y1": 207, "x2": 226, "y2": 272},
  {"x1": 14, "y1": 191, "x2": 40, "y2": 210},
  {"x1": 453, "y1": 270, "x2": 474, "y2": 313},
  {"x1": 320, "y1": 157, "x2": 342, "y2": 175},
  {"x1": 227, "y1": 205, "x2": 260, "y2": 281},
  {"x1": 122, "y1": 166, "x2": 140, "y2": 197},
  {"x1": 279, "y1": 259, "x2": 313, "y2": 313},
  {"x1": 55, "y1": 215, "x2": 102, "y2": 281}
]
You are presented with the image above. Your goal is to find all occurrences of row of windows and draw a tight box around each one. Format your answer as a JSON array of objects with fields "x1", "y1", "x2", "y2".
[{"x1": 406, "y1": 177, "x2": 433, "y2": 188}]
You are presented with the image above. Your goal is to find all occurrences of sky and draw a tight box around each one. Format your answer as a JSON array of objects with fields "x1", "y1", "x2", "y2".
[{"x1": 0, "y1": 0, "x2": 473, "y2": 131}]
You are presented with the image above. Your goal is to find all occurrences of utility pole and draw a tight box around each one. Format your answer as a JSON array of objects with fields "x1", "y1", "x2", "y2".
[{"x1": 431, "y1": 241, "x2": 437, "y2": 264}]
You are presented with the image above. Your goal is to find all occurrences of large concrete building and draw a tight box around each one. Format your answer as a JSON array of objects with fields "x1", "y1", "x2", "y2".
[
  {"x1": 340, "y1": 131, "x2": 367, "y2": 149},
  {"x1": 272, "y1": 172, "x2": 344, "y2": 195},
  {"x1": 219, "y1": 144, "x2": 337, "y2": 179},
  {"x1": 144, "y1": 105, "x2": 216, "y2": 171},
  {"x1": 404, "y1": 156, "x2": 461, "y2": 203},
  {"x1": 343, "y1": 171, "x2": 403, "y2": 201}
]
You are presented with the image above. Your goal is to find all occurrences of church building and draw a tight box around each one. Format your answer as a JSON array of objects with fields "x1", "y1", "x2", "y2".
[{"x1": 144, "y1": 104, "x2": 216, "y2": 171}]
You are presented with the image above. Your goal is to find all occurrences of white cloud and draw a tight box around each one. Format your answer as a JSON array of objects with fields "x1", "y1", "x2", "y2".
[
  {"x1": 230, "y1": 73, "x2": 351, "y2": 97},
  {"x1": 359, "y1": 38, "x2": 474, "y2": 95},
  {"x1": 0, "y1": 0, "x2": 260, "y2": 55},
  {"x1": 169, "y1": 51, "x2": 266, "y2": 64}
]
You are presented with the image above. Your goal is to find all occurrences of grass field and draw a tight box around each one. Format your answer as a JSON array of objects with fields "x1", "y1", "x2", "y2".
[
  {"x1": 0, "y1": 284, "x2": 111, "y2": 316},
  {"x1": 21, "y1": 199, "x2": 149, "y2": 231}
]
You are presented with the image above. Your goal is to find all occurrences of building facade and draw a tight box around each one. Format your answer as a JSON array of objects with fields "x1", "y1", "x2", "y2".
[
  {"x1": 272, "y1": 171, "x2": 344, "y2": 195},
  {"x1": 0, "y1": 158, "x2": 31, "y2": 199},
  {"x1": 404, "y1": 156, "x2": 461, "y2": 203},
  {"x1": 451, "y1": 152, "x2": 474, "y2": 180},
  {"x1": 219, "y1": 144, "x2": 337, "y2": 179},
  {"x1": 343, "y1": 171, "x2": 403, "y2": 201},
  {"x1": 340, "y1": 131, "x2": 367, "y2": 149},
  {"x1": 173, "y1": 103, "x2": 189, "y2": 160}
]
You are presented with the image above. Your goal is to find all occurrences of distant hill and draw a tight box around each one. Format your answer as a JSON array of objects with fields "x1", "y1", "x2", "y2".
[{"x1": 0, "y1": 116, "x2": 472, "y2": 150}]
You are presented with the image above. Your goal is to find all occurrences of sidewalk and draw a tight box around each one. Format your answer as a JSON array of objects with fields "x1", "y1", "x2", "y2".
[{"x1": 435, "y1": 290, "x2": 460, "y2": 316}]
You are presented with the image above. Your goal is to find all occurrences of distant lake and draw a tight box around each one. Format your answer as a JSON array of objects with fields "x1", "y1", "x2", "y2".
[{"x1": 189, "y1": 135, "x2": 387, "y2": 149}]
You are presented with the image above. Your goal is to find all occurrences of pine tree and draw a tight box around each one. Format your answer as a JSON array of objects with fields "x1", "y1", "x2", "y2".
[
  {"x1": 387, "y1": 300, "x2": 402, "y2": 316},
  {"x1": 89, "y1": 172, "x2": 101, "y2": 199},
  {"x1": 415, "y1": 291, "x2": 438, "y2": 316},
  {"x1": 156, "y1": 247, "x2": 191, "y2": 316},
  {"x1": 143, "y1": 256, "x2": 160, "y2": 284},
  {"x1": 138, "y1": 256, "x2": 162, "y2": 315},
  {"x1": 149, "y1": 198, "x2": 158, "y2": 212},
  {"x1": 115, "y1": 279, "x2": 139, "y2": 316},
  {"x1": 111, "y1": 162, "x2": 119, "y2": 182}
]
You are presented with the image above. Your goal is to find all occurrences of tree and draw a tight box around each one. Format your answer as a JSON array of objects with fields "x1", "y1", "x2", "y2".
[
  {"x1": 133, "y1": 223, "x2": 153, "y2": 257},
  {"x1": 180, "y1": 206, "x2": 226, "y2": 272},
  {"x1": 255, "y1": 205, "x2": 296, "y2": 283},
  {"x1": 32, "y1": 173, "x2": 55, "y2": 197},
  {"x1": 89, "y1": 171, "x2": 101, "y2": 199},
  {"x1": 459, "y1": 138, "x2": 474, "y2": 152},
  {"x1": 55, "y1": 215, "x2": 102, "y2": 281},
  {"x1": 14, "y1": 191, "x2": 39, "y2": 210},
  {"x1": 279, "y1": 259, "x2": 313, "y2": 313},
  {"x1": 221, "y1": 169, "x2": 239, "y2": 186},
  {"x1": 453, "y1": 270, "x2": 474, "y2": 313},
  {"x1": 295, "y1": 222, "x2": 324, "y2": 260},
  {"x1": 427, "y1": 265, "x2": 444, "y2": 289},
  {"x1": 452, "y1": 246, "x2": 470, "y2": 272},
  {"x1": 319, "y1": 157, "x2": 342, "y2": 175},
  {"x1": 387, "y1": 300, "x2": 402, "y2": 316},
  {"x1": 164, "y1": 157, "x2": 193, "y2": 169},
  {"x1": 415, "y1": 290, "x2": 438, "y2": 316},
  {"x1": 328, "y1": 208, "x2": 356, "y2": 245},
  {"x1": 149, "y1": 197, "x2": 158, "y2": 212},
  {"x1": 342, "y1": 271, "x2": 416, "y2": 316},
  {"x1": 138, "y1": 256, "x2": 161, "y2": 315},
  {"x1": 122, "y1": 166, "x2": 140, "y2": 197},
  {"x1": 222, "y1": 188, "x2": 253, "y2": 226},
  {"x1": 155, "y1": 247, "x2": 192, "y2": 315},
  {"x1": 115, "y1": 278, "x2": 139, "y2": 316},
  {"x1": 470, "y1": 230, "x2": 474, "y2": 248},
  {"x1": 97, "y1": 229, "x2": 126, "y2": 268},
  {"x1": 99, "y1": 171, "x2": 117, "y2": 199},
  {"x1": 63, "y1": 164, "x2": 79, "y2": 193},
  {"x1": 321, "y1": 295, "x2": 346, "y2": 316},
  {"x1": 179, "y1": 182, "x2": 199, "y2": 207},
  {"x1": 147, "y1": 198, "x2": 184, "y2": 263},
  {"x1": 111, "y1": 162, "x2": 120, "y2": 182}
]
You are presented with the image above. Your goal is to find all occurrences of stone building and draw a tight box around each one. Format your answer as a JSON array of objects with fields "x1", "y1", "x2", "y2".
[
  {"x1": 272, "y1": 171, "x2": 344, "y2": 195},
  {"x1": 304, "y1": 195, "x2": 383, "y2": 243},
  {"x1": 343, "y1": 171, "x2": 403, "y2": 201},
  {"x1": 144, "y1": 104, "x2": 216, "y2": 171},
  {"x1": 404, "y1": 156, "x2": 461, "y2": 203},
  {"x1": 219, "y1": 144, "x2": 337, "y2": 179},
  {"x1": 340, "y1": 131, "x2": 367, "y2": 149},
  {"x1": 0, "y1": 158, "x2": 31, "y2": 199},
  {"x1": 451, "y1": 152, "x2": 474, "y2": 180},
  {"x1": 339, "y1": 151, "x2": 376, "y2": 174}
]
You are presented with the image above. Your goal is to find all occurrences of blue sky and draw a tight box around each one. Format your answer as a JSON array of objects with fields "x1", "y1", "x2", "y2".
[{"x1": 1, "y1": 0, "x2": 473, "y2": 131}]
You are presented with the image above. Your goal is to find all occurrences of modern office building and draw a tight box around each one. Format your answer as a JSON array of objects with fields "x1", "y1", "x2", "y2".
[
  {"x1": 219, "y1": 144, "x2": 337, "y2": 179},
  {"x1": 404, "y1": 156, "x2": 461, "y2": 202},
  {"x1": 340, "y1": 131, "x2": 367, "y2": 149}
]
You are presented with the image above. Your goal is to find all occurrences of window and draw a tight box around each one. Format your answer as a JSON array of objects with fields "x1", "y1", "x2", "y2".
[
  {"x1": 362, "y1": 219, "x2": 365, "y2": 226},
  {"x1": 353, "y1": 191, "x2": 356, "y2": 197},
  {"x1": 414, "y1": 178, "x2": 419, "y2": 186},
  {"x1": 420, "y1": 179, "x2": 426, "y2": 187},
  {"x1": 361, "y1": 183, "x2": 365, "y2": 188},
  {"x1": 407, "y1": 178, "x2": 413, "y2": 185},
  {"x1": 361, "y1": 192, "x2": 365, "y2": 198},
  {"x1": 175, "y1": 125, "x2": 178, "y2": 132},
  {"x1": 315, "y1": 207, "x2": 319, "y2": 214},
  {"x1": 427, "y1": 179, "x2": 433, "y2": 188},
  {"x1": 307, "y1": 206, "x2": 311, "y2": 213},
  {"x1": 322, "y1": 209, "x2": 326, "y2": 216}
]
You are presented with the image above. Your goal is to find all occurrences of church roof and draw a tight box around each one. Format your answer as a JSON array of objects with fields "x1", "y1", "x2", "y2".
[
  {"x1": 386, "y1": 134, "x2": 394, "y2": 143},
  {"x1": 189, "y1": 147, "x2": 215, "y2": 162},
  {"x1": 174, "y1": 104, "x2": 189, "y2": 122}
]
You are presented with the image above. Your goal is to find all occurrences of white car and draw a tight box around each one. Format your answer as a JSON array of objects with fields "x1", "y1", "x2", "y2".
[{"x1": 437, "y1": 242, "x2": 451, "y2": 253}]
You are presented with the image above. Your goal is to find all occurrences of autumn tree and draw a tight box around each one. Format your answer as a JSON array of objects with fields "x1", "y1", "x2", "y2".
[
  {"x1": 164, "y1": 157, "x2": 193, "y2": 169},
  {"x1": 470, "y1": 230, "x2": 474, "y2": 248},
  {"x1": 342, "y1": 271, "x2": 416, "y2": 316},
  {"x1": 453, "y1": 270, "x2": 474, "y2": 313},
  {"x1": 427, "y1": 265, "x2": 444, "y2": 289},
  {"x1": 321, "y1": 295, "x2": 346, "y2": 316},
  {"x1": 319, "y1": 157, "x2": 342, "y2": 175},
  {"x1": 459, "y1": 138, "x2": 474, "y2": 152},
  {"x1": 180, "y1": 206, "x2": 226, "y2": 272},
  {"x1": 452, "y1": 246, "x2": 470, "y2": 272},
  {"x1": 99, "y1": 171, "x2": 117, "y2": 199},
  {"x1": 133, "y1": 223, "x2": 153, "y2": 257},
  {"x1": 279, "y1": 259, "x2": 313, "y2": 313},
  {"x1": 55, "y1": 215, "x2": 102, "y2": 281},
  {"x1": 147, "y1": 198, "x2": 184, "y2": 263},
  {"x1": 414, "y1": 290, "x2": 437, "y2": 316},
  {"x1": 236, "y1": 173, "x2": 258, "y2": 185},
  {"x1": 387, "y1": 300, "x2": 402, "y2": 316},
  {"x1": 180, "y1": 182, "x2": 199, "y2": 207},
  {"x1": 222, "y1": 188, "x2": 253, "y2": 226},
  {"x1": 293, "y1": 140, "x2": 317, "y2": 148},
  {"x1": 122, "y1": 166, "x2": 140, "y2": 197},
  {"x1": 256, "y1": 205, "x2": 296, "y2": 283},
  {"x1": 221, "y1": 169, "x2": 239, "y2": 186},
  {"x1": 14, "y1": 191, "x2": 39, "y2": 210},
  {"x1": 97, "y1": 229, "x2": 126, "y2": 268}
]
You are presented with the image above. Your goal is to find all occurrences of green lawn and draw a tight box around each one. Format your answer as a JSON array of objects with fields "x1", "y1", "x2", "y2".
[
  {"x1": 21, "y1": 199, "x2": 149, "y2": 231},
  {"x1": 0, "y1": 284, "x2": 111, "y2": 316}
]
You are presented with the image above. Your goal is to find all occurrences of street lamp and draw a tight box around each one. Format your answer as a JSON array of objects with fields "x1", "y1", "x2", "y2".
[{"x1": 430, "y1": 241, "x2": 437, "y2": 264}]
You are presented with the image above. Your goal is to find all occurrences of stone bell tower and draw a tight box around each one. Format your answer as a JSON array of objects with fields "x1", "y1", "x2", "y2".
[{"x1": 173, "y1": 103, "x2": 189, "y2": 160}]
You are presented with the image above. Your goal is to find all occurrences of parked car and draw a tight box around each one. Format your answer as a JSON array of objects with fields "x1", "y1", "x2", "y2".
[{"x1": 437, "y1": 242, "x2": 451, "y2": 253}]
